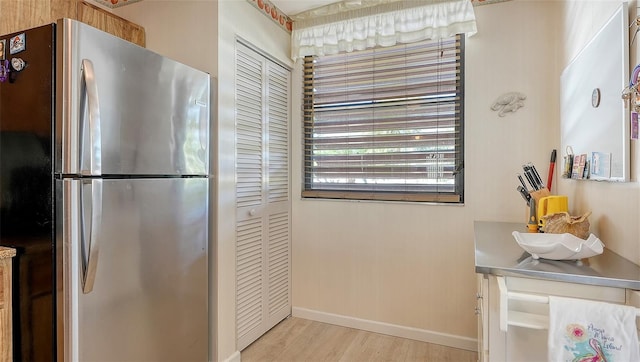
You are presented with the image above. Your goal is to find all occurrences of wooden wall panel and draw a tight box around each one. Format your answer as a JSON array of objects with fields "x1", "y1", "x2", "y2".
[
  {"x1": 0, "y1": 0, "x2": 76, "y2": 35},
  {"x1": 78, "y1": 1, "x2": 145, "y2": 47},
  {"x1": 0, "y1": 0, "x2": 144, "y2": 48}
]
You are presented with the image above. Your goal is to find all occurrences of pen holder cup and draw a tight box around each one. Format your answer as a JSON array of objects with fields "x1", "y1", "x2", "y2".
[{"x1": 536, "y1": 194, "x2": 569, "y2": 229}]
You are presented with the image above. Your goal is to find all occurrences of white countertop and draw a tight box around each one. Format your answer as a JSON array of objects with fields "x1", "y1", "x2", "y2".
[{"x1": 474, "y1": 221, "x2": 640, "y2": 290}]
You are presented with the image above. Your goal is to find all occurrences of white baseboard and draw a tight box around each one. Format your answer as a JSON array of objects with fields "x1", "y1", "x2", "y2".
[
  {"x1": 223, "y1": 350, "x2": 241, "y2": 362},
  {"x1": 292, "y1": 307, "x2": 477, "y2": 352}
]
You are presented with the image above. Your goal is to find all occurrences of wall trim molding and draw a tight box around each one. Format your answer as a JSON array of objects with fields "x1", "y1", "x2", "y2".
[
  {"x1": 292, "y1": 307, "x2": 477, "y2": 351},
  {"x1": 222, "y1": 350, "x2": 241, "y2": 362}
]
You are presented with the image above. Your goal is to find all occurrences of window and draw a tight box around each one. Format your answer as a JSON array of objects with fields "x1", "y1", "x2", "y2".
[{"x1": 302, "y1": 35, "x2": 465, "y2": 203}]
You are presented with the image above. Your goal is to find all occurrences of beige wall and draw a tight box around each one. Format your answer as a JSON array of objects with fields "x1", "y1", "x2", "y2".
[
  {"x1": 291, "y1": 0, "x2": 561, "y2": 345},
  {"x1": 112, "y1": 0, "x2": 217, "y2": 76}
]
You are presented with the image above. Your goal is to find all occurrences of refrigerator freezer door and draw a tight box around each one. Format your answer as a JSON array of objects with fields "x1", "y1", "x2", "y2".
[
  {"x1": 56, "y1": 19, "x2": 210, "y2": 177},
  {"x1": 57, "y1": 177, "x2": 209, "y2": 362}
]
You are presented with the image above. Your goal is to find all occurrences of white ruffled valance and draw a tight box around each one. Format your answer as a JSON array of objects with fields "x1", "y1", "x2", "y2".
[{"x1": 291, "y1": 0, "x2": 477, "y2": 61}]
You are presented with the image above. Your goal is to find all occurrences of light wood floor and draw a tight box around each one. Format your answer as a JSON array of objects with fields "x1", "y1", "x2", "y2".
[{"x1": 241, "y1": 317, "x2": 478, "y2": 362}]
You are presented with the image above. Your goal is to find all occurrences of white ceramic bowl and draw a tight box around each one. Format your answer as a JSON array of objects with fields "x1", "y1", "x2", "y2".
[{"x1": 511, "y1": 231, "x2": 604, "y2": 260}]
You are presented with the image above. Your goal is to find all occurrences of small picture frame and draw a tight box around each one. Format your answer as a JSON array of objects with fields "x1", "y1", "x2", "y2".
[
  {"x1": 0, "y1": 39, "x2": 5, "y2": 60},
  {"x1": 9, "y1": 33, "x2": 25, "y2": 55}
]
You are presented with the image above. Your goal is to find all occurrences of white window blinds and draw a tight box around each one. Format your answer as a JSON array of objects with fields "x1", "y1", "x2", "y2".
[{"x1": 303, "y1": 35, "x2": 464, "y2": 203}]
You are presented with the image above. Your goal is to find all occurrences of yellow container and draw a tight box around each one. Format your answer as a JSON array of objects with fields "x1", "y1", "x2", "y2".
[{"x1": 537, "y1": 195, "x2": 569, "y2": 228}]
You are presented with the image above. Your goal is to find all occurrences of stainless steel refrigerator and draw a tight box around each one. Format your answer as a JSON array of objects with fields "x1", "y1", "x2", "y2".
[{"x1": 0, "y1": 19, "x2": 210, "y2": 361}]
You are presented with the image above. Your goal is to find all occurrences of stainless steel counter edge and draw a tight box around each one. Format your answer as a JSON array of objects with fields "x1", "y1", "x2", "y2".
[{"x1": 474, "y1": 221, "x2": 640, "y2": 290}]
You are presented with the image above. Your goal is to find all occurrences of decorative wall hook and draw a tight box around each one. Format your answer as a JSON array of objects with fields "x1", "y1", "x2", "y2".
[{"x1": 491, "y1": 92, "x2": 526, "y2": 117}]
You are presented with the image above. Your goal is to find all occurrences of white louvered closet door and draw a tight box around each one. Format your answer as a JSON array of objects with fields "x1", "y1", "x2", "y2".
[{"x1": 235, "y1": 41, "x2": 291, "y2": 351}]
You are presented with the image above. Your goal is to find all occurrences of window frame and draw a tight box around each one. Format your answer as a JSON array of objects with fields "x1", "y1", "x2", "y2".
[{"x1": 302, "y1": 35, "x2": 465, "y2": 203}]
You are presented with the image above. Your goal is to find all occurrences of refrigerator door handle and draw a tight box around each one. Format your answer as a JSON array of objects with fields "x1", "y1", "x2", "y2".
[
  {"x1": 82, "y1": 179, "x2": 103, "y2": 294},
  {"x1": 80, "y1": 59, "x2": 102, "y2": 176}
]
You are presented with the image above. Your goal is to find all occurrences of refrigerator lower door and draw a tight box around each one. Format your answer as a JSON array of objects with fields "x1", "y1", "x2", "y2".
[{"x1": 56, "y1": 177, "x2": 209, "y2": 362}]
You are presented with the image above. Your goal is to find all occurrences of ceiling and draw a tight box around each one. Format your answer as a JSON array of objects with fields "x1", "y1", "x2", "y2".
[{"x1": 270, "y1": 0, "x2": 338, "y2": 16}]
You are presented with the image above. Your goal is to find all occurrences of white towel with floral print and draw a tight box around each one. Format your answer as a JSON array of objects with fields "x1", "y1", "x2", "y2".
[{"x1": 548, "y1": 296, "x2": 639, "y2": 362}]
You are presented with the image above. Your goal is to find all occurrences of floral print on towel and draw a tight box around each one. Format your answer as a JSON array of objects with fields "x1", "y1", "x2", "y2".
[
  {"x1": 549, "y1": 296, "x2": 639, "y2": 362},
  {"x1": 563, "y1": 323, "x2": 626, "y2": 361}
]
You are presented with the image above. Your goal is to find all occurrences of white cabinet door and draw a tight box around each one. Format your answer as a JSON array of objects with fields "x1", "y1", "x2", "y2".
[{"x1": 483, "y1": 274, "x2": 628, "y2": 362}]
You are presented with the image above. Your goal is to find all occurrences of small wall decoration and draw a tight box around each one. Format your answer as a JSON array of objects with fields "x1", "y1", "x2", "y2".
[
  {"x1": 491, "y1": 92, "x2": 526, "y2": 117},
  {"x1": 246, "y1": 0, "x2": 293, "y2": 33}
]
